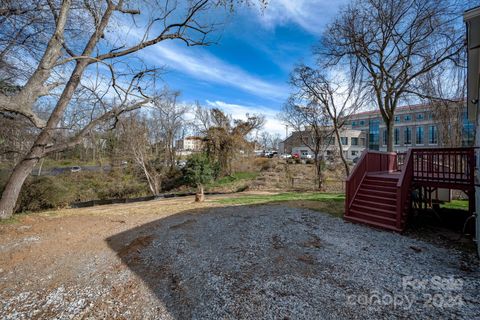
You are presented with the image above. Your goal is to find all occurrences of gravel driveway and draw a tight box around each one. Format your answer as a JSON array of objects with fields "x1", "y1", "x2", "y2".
[{"x1": 1, "y1": 199, "x2": 479, "y2": 319}]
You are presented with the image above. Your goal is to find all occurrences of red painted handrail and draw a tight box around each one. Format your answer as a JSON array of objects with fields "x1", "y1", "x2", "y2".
[
  {"x1": 411, "y1": 147, "x2": 474, "y2": 187},
  {"x1": 346, "y1": 147, "x2": 475, "y2": 230},
  {"x1": 396, "y1": 149, "x2": 413, "y2": 229}
]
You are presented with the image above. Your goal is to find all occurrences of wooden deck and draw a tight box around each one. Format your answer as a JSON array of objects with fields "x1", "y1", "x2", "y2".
[{"x1": 345, "y1": 148, "x2": 475, "y2": 232}]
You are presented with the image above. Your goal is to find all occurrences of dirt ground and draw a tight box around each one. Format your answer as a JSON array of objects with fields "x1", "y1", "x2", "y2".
[{"x1": 0, "y1": 193, "x2": 479, "y2": 319}]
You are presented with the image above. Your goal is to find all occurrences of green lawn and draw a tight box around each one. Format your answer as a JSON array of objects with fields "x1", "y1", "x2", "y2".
[
  {"x1": 442, "y1": 199, "x2": 469, "y2": 210},
  {"x1": 217, "y1": 192, "x2": 346, "y2": 217}
]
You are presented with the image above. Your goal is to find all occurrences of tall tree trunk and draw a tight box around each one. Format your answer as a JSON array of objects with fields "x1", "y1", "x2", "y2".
[
  {"x1": 0, "y1": 154, "x2": 40, "y2": 219},
  {"x1": 386, "y1": 118, "x2": 394, "y2": 152},
  {"x1": 333, "y1": 127, "x2": 350, "y2": 176},
  {"x1": 195, "y1": 184, "x2": 205, "y2": 202},
  {"x1": 0, "y1": 4, "x2": 115, "y2": 219},
  {"x1": 315, "y1": 159, "x2": 324, "y2": 190}
]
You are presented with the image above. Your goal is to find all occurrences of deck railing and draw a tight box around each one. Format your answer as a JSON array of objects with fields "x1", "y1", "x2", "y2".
[
  {"x1": 346, "y1": 147, "x2": 475, "y2": 230},
  {"x1": 411, "y1": 147, "x2": 475, "y2": 187}
]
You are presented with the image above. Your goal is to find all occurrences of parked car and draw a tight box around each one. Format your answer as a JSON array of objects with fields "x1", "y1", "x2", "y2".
[
  {"x1": 300, "y1": 152, "x2": 313, "y2": 160},
  {"x1": 70, "y1": 166, "x2": 81, "y2": 173},
  {"x1": 280, "y1": 154, "x2": 292, "y2": 159},
  {"x1": 292, "y1": 153, "x2": 300, "y2": 159},
  {"x1": 176, "y1": 160, "x2": 187, "y2": 168},
  {"x1": 267, "y1": 151, "x2": 278, "y2": 158}
]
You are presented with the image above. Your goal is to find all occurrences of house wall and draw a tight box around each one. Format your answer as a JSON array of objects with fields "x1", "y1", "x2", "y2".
[{"x1": 286, "y1": 128, "x2": 366, "y2": 161}]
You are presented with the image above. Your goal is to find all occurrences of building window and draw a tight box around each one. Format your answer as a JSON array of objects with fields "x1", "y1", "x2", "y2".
[
  {"x1": 404, "y1": 115, "x2": 412, "y2": 122},
  {"x1": 429, "y1": 126, "x2": 437, "y2": 144},
  {"x1": 351, "y1": 121, "x2": 357, "y2": 127},
  {"x1": 394, "y1": 116, "x2": 400, "y2": 123},
  {"x1": 351, "y1": 150, "x2": 358, "y2": 156},
  {"x1": 369, "y1": 119, "x2": 380, "y2": 150},
  {"x1": 404, "y1": 127, "x2": 412, "y2": 145},
  {"x1": 416, "y1": 113, "x2": 424, "y2": 120},
  {"x1": 351, "y1": 137, "x2": 359, "y2": 146},
  {"x1": 359, "y1": 120, "x2": 365, "y2": 126},
  {"x1": 394, "y1": 128, "x2": 400, "y2": 145},
  {"x1": 341, "y1": 137, "x2": 348, "y2": 145},
  {"x1": 416, "y1": 126, "x2": 424, "y2": 144}
]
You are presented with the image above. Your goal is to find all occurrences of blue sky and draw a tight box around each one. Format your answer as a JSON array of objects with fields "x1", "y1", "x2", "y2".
[{"x1": 135, "y1": 0, "x2": 349, "y2": 135}]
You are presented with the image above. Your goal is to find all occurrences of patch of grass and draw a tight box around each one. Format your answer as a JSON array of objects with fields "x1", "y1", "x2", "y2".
[
  {"x1": 0, "y1": 212, "x2": 29, "y2": 225},
  {"x1": 217, "y1": 192, "x2": 346, "y2": 217},
  {"x1": 207, "y1": 172, "x2": 258, "y2": 189},
  {"x1": 442, "y1": 200, "x2": 469, "y2": 210},
  {"x1": 215, "y1": 172, "x2": 258, "y2": 185},
  {"x1": 218, "y1": 192, "x2": 344, "y2": 205}
]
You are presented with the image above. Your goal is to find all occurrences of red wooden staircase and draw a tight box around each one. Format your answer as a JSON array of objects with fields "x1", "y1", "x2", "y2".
[
  {"x1": 347, "y1": 172, "x2": 403, "y2": 231},
  {"x1": 344, "y1": 148, "x2": 474, "y2": 232}
]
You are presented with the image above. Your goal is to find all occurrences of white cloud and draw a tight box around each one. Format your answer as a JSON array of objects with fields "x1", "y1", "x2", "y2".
[
  {"x1": 107, "y1": 20, "x2": 289, "y2": 102},
  {"x1": 205, "y1": 100, "x2": 286, "y2": 137},
  {"x1": 139, "y1": 43, "x2": 289, "y2": 101},
  {"x1": 253, "y1": 0, "x2": 348, "y2": 34}
]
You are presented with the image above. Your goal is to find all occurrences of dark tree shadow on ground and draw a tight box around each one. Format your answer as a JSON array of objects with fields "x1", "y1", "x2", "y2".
[{"x1": 106, "y1": 203, "x2": 479, "y2": 319}]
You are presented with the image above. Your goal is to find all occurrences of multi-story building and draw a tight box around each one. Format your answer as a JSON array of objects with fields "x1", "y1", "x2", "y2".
[
  {"x1": 346, "y1": 103, "x2": 475, "y2": 152},
  {"x1": 281, "y1": 102, "x2": 475, "y2": 160}
]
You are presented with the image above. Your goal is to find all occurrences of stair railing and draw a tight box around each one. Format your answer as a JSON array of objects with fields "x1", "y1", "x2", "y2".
[{"x1": 396, "y1": 149, "x2": 413, "y2": 229}]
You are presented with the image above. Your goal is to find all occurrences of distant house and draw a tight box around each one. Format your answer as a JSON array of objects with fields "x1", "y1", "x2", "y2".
[
  {"x1": 281, "y1": 127, "x2": 366, "y2": 161},
  {"x1": 175, "y1": 136, "x2": 204, "y2": 155}
]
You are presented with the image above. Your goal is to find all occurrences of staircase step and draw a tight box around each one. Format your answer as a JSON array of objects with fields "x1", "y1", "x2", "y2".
[
  {"x1": 344, "y1": 215, "x2": 403, "y2": 232},
  {"x1": 365, "y1": 174, "x2": 400, "y2": 182},
  {"x1": 353, "y1": 198, "x2": 397, "y2": 211},
  {"x1": 350, "y1": 203, "x2": 396, "y2": 218},
  {"x1": 363, "y1": 179, "x2": 398, "y2": 187},
  {"x1": 360, "y1": 184, "x2": 397, "y2": 193},
  {"x1": 358, "y1": 186, "x2": 397, "y2": 196},
  {"x1": 348, "y1": 209, "x2": 397, "y2": 225},
  {"x1": 356, "y1": 193, "x2": 397, "y2": 205}
]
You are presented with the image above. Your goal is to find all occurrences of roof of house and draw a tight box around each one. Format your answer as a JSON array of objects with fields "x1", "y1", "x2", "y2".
[{"x1": 350, "y1": 100, "x2": 464, "y2": 119}]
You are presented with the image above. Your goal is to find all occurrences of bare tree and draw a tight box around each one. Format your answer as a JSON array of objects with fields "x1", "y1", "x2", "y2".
[
  {"x1": 419, "y1": 62, "x2": 471, "y2": 147},
  {"x1": 120, "y1": 114, "x2": 165, "y2": 196},
  {"x1": 289, "y1": 65, "x2": 364, "y2": 176},
  {"x1": 0, "y1": 0, "x2": 265, "y2": 219},
  {"x1": 201, "y1": 108, "x2": 265, "y2": 176},
  {"x1": 149, "y1": 88, "x2": 189, "y2": 170},
  {"x1": 270, "y1": 133, "x2": 282, "y2": 151},
  {"x1": 319, "y1": 0, "x2": 466, "y2": 152},
  {"x1": 280, "y1": 101, "x2": 331, "y2": 190},
  {"x1": 259, "y1": 131, "x2": 272, "y2": 151}
]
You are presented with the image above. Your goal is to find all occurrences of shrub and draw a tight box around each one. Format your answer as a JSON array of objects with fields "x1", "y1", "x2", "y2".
[
  {"x1": 253, "y1": 158, "x2": 270, "y2": 171},
  {"x1": 18, "y1": 176, "x2": 76, "y2": 212},
  {"x1": 183, "y1": 153, "x2": 214, "y2": 201}
]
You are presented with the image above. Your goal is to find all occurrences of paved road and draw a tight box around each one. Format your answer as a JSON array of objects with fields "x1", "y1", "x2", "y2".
[{"x1": 29, "y1": 165, "x2": 113, "y2": 176}]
